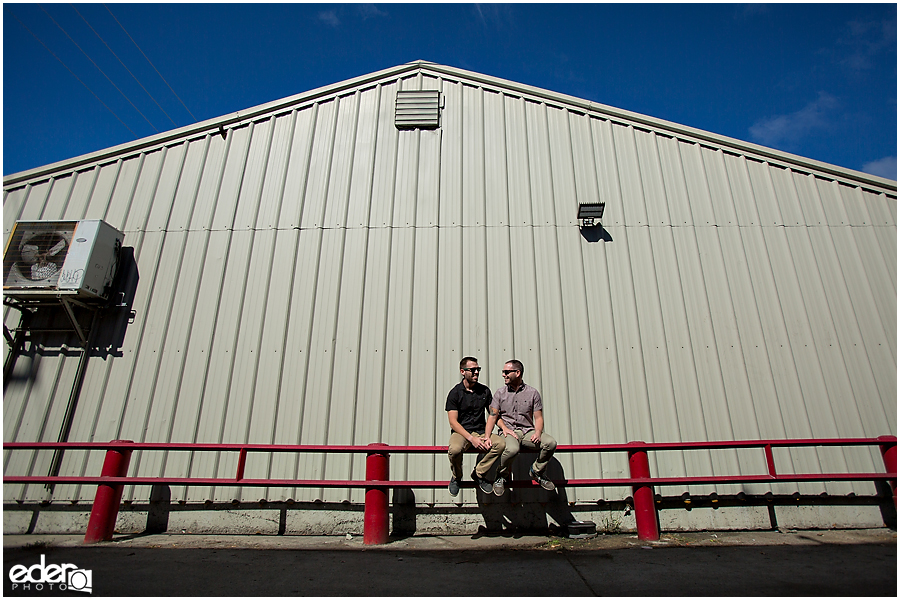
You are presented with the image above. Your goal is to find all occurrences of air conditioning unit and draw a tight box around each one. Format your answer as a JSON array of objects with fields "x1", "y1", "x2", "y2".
[{"x1": 3, "y1": 220, "x2": 124, "y2": 301}]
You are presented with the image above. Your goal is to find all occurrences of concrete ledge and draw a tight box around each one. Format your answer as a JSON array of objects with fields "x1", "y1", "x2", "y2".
[
  {"x1": 3, "y1": 527, "x2": 896, "y2": 551},
  {"x1": 3, "y1": 497, "x2": 890, "y2": 536}
]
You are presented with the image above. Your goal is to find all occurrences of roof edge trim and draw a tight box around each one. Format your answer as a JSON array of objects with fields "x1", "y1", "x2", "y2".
[
  {"x1": 5, "y1": 61, "x2": 896, "y2": 195},
  {"x1": 3, "y1": 62, "x2": 425, "y2": 187},
  {"x1": 419, "y1": 63, "x2": 896, "y2": 194}
]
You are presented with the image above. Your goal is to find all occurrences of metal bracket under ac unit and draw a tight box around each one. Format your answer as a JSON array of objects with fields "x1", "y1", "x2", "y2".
[
  {"x1": 3, "y1": 295, "x2": 98, "y2": 348},
  {"x1": 59, "y1": 297, "x2": 93, "y2": 346}
]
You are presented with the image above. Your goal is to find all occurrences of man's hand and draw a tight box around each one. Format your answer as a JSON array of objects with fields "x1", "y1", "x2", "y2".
[
  {"x1": 531, "y1": 411, "x2": 545, "y2": 445},
  {"x1": 470, "y1": 435, "x2": 490, "y2": 451}
]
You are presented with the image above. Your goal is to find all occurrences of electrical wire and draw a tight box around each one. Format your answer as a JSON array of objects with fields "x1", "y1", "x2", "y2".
[
  {"x1": 70, "y1": 4, "x2": 179, "y2": 129},
  {"x1": 104, "y1": 4, "x2": 197, "y2": 123},
  {"x1": 38, "y1": 4, "x2": 159, "y2": 133},
  {"x1": 5, "y1": 6, "x2": 138, "y2": 138}
]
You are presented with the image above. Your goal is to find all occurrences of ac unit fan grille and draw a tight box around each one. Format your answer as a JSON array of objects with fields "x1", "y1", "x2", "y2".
[{"x1": 3, "y1": 221, "x2": 77, "y2": 289}]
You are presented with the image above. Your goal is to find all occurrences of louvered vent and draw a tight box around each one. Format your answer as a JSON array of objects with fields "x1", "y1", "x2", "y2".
[{"x1": 395, "y1": 90, "x2": 441, "y2": 129}]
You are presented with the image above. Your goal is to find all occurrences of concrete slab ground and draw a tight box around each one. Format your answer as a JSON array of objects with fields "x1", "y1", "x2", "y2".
[{"x1": 4, "y1": 528, "x2": 896, "y2": 596}]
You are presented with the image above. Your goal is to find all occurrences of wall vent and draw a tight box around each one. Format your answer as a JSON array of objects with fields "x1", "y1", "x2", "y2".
[{"x1": 395, "y1": 90, "x2": 441, "y2": 129}]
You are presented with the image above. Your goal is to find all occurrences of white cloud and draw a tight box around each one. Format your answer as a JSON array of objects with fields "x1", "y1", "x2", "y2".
[
  {"x1": 473, "y1": 4, "x2": 514, "y2": 29},
  {"x1": 733, "y1": 4, "x2": 770, "y2": 20},
  {"x1": 357, "y1": 4, "x2": 388, "y2": 20},
  {"x1": 473, "y1": 4, "x2": 484, "y2": 26},
  {"x1": 318, "y1": 10, "x2": 340, "y2": 28},
  {"x1": 861, "y1": 156, "x2": 897, "y2": 181},
  {"x1": 840, "y1": 18, "x2": 897, "y2": 72},
  {"x1": 748, "y1": 92, "x2": 839, "y2": 148}
]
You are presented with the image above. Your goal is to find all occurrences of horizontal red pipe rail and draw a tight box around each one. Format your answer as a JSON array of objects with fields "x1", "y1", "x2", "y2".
[
  {"x1": 5, "y1": 436, "x2": 894, "y2": 545},
  {"x1": 3, "y1": 436, "x2": 893, "y2": 453},
  {"x1": 4, "y1": 472, "x2": 894, "y2": 489},
  {"x1": 3, "y1": 442, "x2": 396, "y2": 452},
  {"x1": 5, "y1": 438, "x2": 894, "y2": 488}
]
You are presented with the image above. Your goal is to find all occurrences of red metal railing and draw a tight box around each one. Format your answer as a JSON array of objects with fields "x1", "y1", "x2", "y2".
[{"x1": 4, "y1": 436, "x2": 896, "y2": 544}]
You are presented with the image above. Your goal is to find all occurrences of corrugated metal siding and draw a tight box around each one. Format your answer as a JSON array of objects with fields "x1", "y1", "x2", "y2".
[{"x1": 4, "y1": 64, "x2": 895, "y2": 513}]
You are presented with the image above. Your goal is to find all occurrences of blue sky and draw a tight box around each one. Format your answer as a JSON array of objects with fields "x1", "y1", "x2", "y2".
[{"x1": 3, "y1": 3, "x2": 897, "y2": 179}]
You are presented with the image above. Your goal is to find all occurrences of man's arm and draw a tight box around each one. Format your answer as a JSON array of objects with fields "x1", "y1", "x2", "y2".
[
  {"x1": 486, "y1": 406, "x2": 515, "y2": 437},
  {"x1": 485, "y1": 407, "x2": 499, "y2": 438},
  {"x1": 530, "y1": 410, "x2": 544, "y2": 444},
  {"x1": 448, "y1": 410, "x2": 489, "y2": 450}
]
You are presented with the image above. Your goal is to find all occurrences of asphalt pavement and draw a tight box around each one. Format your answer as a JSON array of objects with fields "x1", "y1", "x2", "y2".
[{"x1": 3, "y1": 528, "x2": 896, "y2": 596}]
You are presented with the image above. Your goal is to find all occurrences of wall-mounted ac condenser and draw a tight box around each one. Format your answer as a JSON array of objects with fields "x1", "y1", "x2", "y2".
[{"x1": 3, "y1": 220, "x2": 124, "y2": 301}]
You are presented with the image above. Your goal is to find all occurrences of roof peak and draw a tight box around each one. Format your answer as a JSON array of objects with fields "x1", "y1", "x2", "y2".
[{"x1": 4, "y1": 60, "x2": 894, "y2": 192}]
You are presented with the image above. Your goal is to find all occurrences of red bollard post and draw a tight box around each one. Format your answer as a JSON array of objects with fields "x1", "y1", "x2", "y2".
[
  {"x1": 364, "y1": 443, "x2": 390, "y2": 545},
  {"x1": 628, "y1": 441, "x2": 660, "y2": 541},
  {"x1": 878, "y1": 435, "x2": 897, "y2": 507},
  {"x1": 84, "y1": 440, "x2": 133, "y2": 544}
]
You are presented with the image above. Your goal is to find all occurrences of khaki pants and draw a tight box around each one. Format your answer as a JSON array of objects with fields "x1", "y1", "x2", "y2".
[
  {"x1": 498, "y1": 429, "x2": 557, "y2": 477},
  {"x1": 448, "y1": 431, "x2": 506, "y2": 480}
]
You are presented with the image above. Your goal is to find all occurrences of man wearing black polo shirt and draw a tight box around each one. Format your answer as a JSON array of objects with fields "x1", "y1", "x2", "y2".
[{"x1": 446, "y1": 356, "x2": 506, "y2": 496}]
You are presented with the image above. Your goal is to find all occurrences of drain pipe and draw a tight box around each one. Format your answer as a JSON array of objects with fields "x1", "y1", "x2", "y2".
[
  {"x1": 45, "y1": 309, "x2": 101, "y2": 493},
  {"x1": 3, "y1": 305, "x2": 34, "y2": 391}
]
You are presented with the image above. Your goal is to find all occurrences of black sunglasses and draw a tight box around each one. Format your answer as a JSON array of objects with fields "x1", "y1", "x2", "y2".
[
  {"x1": 502, "y1": 369, "x2": 519, "y2": 375},
  {"x1": 463, "y1": 367, "x2": 481, "y2": 373}
]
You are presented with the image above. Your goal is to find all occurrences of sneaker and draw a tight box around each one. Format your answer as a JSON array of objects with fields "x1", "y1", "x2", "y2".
[
  {"x1": 471, "y1": 470, "x2": 493, "y2": 494},
  {"x1": 448, "y1": 477, "x2": 460, "y2": 497},
  {"x1": 492, "y1": 476, "x2": 506, "y2": 496},
  {"x1": 530, "y1": 468, "x2": 555, "y2": 491}
]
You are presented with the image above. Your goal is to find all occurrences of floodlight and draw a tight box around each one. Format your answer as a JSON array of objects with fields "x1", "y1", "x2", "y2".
[{"x1": 577, "y1": 202, "x2": 606, "y2": 227}]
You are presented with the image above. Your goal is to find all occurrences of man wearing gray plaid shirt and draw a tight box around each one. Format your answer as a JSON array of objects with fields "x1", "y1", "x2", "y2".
[{"x1": 486, "y1": 359, "x2": 557, "y2": 494}]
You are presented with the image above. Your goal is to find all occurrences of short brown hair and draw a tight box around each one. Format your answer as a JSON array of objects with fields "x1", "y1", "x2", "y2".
[
  {"x1": 460, "y1": 356, "x2": 478, "y2": 370},
  {"x1": 504, "y1": 359, "x2": 524, "y2": 373}
]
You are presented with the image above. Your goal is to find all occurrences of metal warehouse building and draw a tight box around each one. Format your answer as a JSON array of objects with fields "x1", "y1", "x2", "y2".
[{"x1": 4, "y1": 61, "x2": 896, "y2": 535}]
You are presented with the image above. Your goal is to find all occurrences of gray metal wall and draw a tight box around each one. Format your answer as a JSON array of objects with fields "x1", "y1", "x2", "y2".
[{"x1": 4, "y1": 64, "x2": 896, "y2": 516}]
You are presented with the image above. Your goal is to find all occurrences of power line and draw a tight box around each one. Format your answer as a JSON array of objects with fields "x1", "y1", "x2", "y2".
[
  {"x1": 104, "y1": 4, "x2": 197, "y2": 123},
  {"x1": 5, "y1": 6, "x2": 138, "y2": 139},
  {"x1": 38, "y1": 4, "x2": 159, "y2": 133},
  {"x1": 70, "y1": 4, "x2": 179, "y2": 129}
]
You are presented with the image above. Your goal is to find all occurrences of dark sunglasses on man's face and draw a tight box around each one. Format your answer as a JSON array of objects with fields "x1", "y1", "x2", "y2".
[
  {"x1": 463, "y1": 367, "x2": 481, "y2": 373},
  {"x1": 502, "y1": 369, "x2": 519, "y2": 375}
]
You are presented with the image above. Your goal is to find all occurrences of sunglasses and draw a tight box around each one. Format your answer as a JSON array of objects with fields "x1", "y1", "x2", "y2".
[
  {"x1": 501, "y1": 369, "x2": 519, "y2": 375},
  {"x1": 462, "y1": 367, "x2": 481, "y2": 373}
]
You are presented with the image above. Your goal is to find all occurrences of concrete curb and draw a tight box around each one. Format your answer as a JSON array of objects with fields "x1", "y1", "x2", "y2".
[{"x1": 5, "y1": 527, "x2": 896, "y2": 551}]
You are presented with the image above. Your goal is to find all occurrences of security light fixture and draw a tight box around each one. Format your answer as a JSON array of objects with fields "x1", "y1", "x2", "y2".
[{"x1": 577, "y1": 202, "x2": 606, "y2": 227}]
